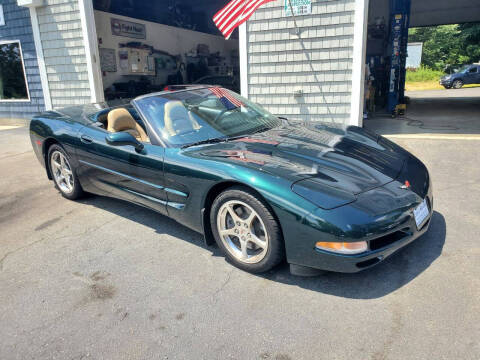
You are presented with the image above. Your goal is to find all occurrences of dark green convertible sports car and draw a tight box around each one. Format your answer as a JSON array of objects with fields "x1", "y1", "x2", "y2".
[{"x1": 30, "y1": 87, "x2": 433, "y2": 275}]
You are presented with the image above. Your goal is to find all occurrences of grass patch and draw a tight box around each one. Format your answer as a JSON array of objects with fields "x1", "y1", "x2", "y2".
[
  {"x1": 402, "y1": 66, "x2": 480, "y2": 92},
  {"x1": 406, "y1": 66, "x2": 445, "y2": 82},
  {"x1": 405, "y1": 67, "x2": 445, "y2": 91},
  {"x1": 405, "y1": 81, "x2": 443, "y2": 91},
  {"x1": 405, "y1": 66, "x2": 480, "y2": 91}
]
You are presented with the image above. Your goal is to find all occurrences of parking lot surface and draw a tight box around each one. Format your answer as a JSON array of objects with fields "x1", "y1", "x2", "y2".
[
  {"x1": 0, "y1": 125, "x2": 479, "y2": 360},
  {"x1": 365, "y1": 87, "x2": 480, "y2": 136}
]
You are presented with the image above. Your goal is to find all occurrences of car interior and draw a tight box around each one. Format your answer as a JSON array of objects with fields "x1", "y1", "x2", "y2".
[
  {"x1": 159, "y1": 98, "x2": 247, "y2": 142},
  {"x1": 107, "y1": 108, "x2": 149, "y2": 142},
  {"x1": 89, "y1": 101, "x2": 213, "y2": 146},
  {"x1": 90, "y1": 106, "x2": 150, "y2": 143},
  {"x1": 129, "y1": 95, "x2": 232, "y2": 145},
  {"x1": 163, "y1": 101, "x2": 202, "y2": 137},
  {"x1": 88, "y1": 92, "x2": 250, "y2": 147}
]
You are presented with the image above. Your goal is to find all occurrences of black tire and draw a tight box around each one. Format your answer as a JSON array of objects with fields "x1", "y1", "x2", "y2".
[
  {"x1": 210, "y1": 186, "x2": 284, "y2": 273},
  {"x1": 452, "y1": 80, "x2": 463, "y2": 89},
  {"x1": 47, "y1": 144, "x2": 84, "y2": 200}
]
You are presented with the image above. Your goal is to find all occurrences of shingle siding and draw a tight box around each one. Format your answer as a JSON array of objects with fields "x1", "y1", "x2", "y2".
[
  {"x1": 246, "y1": 0, "x2": 356, "y2": 124},
  {"x1": 36, "y1": 0, "x2": 91, "y2": 108},
  {"x1": 0, "y1": 0, "x2": 45, "y2": 119}
]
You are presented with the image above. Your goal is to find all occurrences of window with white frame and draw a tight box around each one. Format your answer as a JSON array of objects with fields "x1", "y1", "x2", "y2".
[{"x1": 0, "y1": 41, "x2": 30, "y2": 101}]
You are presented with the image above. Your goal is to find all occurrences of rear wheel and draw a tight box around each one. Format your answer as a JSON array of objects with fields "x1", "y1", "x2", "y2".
[
  {"x1": 210, "y1": 187, "x2": 284, "y2": 273},
  {"x1": 48, "y1": 144, "x2": 84, "y2": 200},
  {"x1": 452, "y1": 80, "x2": 463, "y2": 89}
]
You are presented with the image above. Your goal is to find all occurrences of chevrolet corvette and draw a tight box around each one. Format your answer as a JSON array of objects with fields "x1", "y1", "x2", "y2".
[{"x1": 29, "y1": 87, "x2": 433, "y2": 274}]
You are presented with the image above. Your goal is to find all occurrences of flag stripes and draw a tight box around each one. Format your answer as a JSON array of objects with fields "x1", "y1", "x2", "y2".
[
  {"x1": 213, "y1": 0, "x2": 275, "y2": 39},
  {"x1": 209, "y1": 87, "x2": 244, "y2": 108}
]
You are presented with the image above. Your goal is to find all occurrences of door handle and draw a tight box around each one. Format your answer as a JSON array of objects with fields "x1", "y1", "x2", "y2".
[{"x1": 80, "y1": 135, "x2": 93, "y2": 144}]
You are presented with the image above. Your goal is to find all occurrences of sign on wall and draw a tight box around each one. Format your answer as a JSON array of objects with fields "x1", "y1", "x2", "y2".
[
  {"x1": 284, "y1": 0, "x2": 312, "y2": 16},
  {"x1": 406, "y1": 42, "x2": 423, "y2": 69},
  {"x1": 0, "y1": 5, "x2": 5, "y2": 27},
  {"x1": 111, "y1": 18, "x2": 146, "y2": 39},
  {"x1": 99, "y1": 48, "x2": 117, "y2": 72}
]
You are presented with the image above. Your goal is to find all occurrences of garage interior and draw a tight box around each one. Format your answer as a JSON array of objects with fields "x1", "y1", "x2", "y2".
[
  {"x1": 363, "y1": 0, "x2": 480, "y2": 135},
  {"x1": 92, "y1": 0, "x2": 239, "y2": 102},
  {"x1": 89, "y1": 0, "x2": 480, "y2": 135}
]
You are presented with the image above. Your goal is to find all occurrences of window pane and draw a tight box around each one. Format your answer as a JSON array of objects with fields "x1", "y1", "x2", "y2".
[{"x1": 0, "y1": 42, "x2": 29, "y2": 100}]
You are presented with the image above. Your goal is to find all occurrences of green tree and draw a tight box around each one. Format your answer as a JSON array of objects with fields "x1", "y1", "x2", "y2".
[
  {"x1": 459, "y1": 23, "x2": 480, "y2": 65},
  {"x1": 409, "y1": 23, "x2": 480, "y2": 71}
]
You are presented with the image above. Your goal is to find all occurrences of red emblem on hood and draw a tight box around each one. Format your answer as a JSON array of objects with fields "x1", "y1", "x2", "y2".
[{"x1": 401, "y1": 180, "x2": 411, "y2": 189}]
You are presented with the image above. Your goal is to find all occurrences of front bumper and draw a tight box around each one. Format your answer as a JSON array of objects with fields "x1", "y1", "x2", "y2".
[
  {"x1": 439, "y1": 79, "x2": 452, "y2": 86},
  {"x1": 308, "y1": 207, "x2": 433, "y2": 273},
  {"x1": 286, "y1": 174, "x2": 434, "y2": 273}
]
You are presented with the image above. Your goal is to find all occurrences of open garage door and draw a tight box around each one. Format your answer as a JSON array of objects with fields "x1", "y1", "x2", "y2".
[
  {"x1": 91, "y1": 0, "x2": 239, "y2": 103},
  {"x1": 362, "y1": 0, "x2": 480, "y2": 137}
]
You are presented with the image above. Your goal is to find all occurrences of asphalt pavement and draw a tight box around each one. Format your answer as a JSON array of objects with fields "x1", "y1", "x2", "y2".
[
  {"x1": 365, "y1": 87, "x2": 480, "y2": 136},
  {"x1": 0, "y1": 125, "x2": 479, "y2": 360}
]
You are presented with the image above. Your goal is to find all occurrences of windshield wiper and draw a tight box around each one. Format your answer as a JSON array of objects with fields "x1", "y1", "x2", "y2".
[
  {"x1": 181, "y1": 135, "x2": 246, "y2": 149},
  {"x1": 181, "y1": 138, "x2": 224, "y2": 149}
]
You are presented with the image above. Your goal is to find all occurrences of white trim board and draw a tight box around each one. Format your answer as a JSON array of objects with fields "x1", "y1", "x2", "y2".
[
  {"x1": 349, "y1": 0, "x2": 370, "y2": 127},
  {"x1": 79, "y1": 0, "x2": 105, "y2": 104},
  {"x1": 0, "y1": 5, "x2": 5, "y2": 27},
  {"x1": 0, "y1": 40, "x2": 31, "y2": 103},
  {"x1": 239, "y1": 23, "x2": 249, "y2": 98},
  {"x1": 29, "y1": 6, "x2": 52, "y2": 110}
]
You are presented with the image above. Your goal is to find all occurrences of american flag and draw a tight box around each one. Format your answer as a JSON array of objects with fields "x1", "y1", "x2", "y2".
[
  {"x1": 213, "y1": 0, "x2": 276, "y2": 39},
  {"x1": 209, "y1": 87, "x2": 244, "y2": 109}
]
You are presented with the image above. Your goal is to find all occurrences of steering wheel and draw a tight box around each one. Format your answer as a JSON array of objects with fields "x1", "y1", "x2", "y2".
[{"x1": 214, "y1": 109, "x2": 230, "y2": 123}]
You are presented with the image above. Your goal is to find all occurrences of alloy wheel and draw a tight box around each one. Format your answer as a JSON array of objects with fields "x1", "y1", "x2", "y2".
[
  {"x1": 51, "y1": 150, "x2": 74, "y2": 194},
  {"x1": 453, "y1": 80, "x2": 463, "y2": 89},
  {"x1": 216, "y1": 200, "x2": 269, "y2": 264}
]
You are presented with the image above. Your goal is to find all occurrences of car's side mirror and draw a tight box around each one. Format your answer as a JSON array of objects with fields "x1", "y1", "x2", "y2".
[{"x1": 106, "y1": 132, "x2": 144, "y2": 152}]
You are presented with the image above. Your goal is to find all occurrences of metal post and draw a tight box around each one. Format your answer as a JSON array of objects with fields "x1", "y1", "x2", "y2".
[{"x1": 387, "y1": 0, "x2": 411, "y2": 115}]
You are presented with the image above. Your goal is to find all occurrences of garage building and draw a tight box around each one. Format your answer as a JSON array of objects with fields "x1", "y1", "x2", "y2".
[{"x1": 0, "y1": 0, "x2": 479, "y2": 126}]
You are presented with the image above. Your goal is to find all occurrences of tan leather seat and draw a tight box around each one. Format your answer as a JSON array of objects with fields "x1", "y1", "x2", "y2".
[
  {"x1": 164, "y1": 101, "x2": 201, "y2": 137},
  {"x1": 107, "y1": 108, "x2": 149, "y2": 142}
]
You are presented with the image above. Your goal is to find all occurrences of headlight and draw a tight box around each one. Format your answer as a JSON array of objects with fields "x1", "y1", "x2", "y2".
[{"x1": 316, "y1": 241, "x2": 368, "y2": 254}]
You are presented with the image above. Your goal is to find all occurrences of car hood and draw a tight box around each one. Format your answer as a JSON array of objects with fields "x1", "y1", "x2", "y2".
[
  {"x1": 442, "y1": 73, "x2": 461, "y2": 79},
  {"x1": 190, "y1": 121, "x2": 407, "y2": 196}
]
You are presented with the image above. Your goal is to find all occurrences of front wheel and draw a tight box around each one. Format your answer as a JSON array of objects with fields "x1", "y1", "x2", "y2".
[
  {"x1": 48, "y1": 144, "x2": 84, "y2": 200},
  {"x1": 452, "y1": 80, "x2": 463, "y2": 89},
  {"x1": 210, "y1": 187, "x2": 284, "y2": 273}
]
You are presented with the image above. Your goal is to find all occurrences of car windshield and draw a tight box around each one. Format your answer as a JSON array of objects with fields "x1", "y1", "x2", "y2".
[{"x1": 133, "y1": 87, "x2": 282, "y2": 147}]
